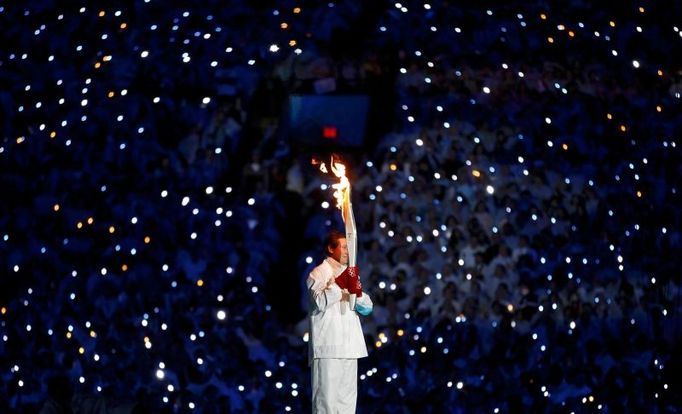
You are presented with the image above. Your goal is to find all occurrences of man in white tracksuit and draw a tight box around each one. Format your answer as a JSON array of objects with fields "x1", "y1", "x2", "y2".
[{"x1": 307, "y1": 230, "x2": 373, "y2": 414}]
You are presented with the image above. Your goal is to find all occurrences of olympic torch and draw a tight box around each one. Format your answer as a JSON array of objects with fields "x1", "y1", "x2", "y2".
[
  {"x1": 331, "y1": 161, "x2": 358, "y2": 310},
  {"x1": 315, "y1": 156, "x2": 360, "y2": 311}
]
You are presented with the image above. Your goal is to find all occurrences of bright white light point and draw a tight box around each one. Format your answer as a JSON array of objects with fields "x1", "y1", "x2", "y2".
[
  {"x1": 457, "y1": 381, "x2": 463, "y2": 389},
  {"x1": 197, "y1": 358, "x2": 203, "y2": 365},
  {"x1": 181, "y1": 196, "x2": 190, "y2": 206},
  {"x1": 424, "y1": 287, "x2": 431, "y2": 295},
  {"x1": 217, "y1": 310, "x2": 226, "y2": 320},
  {"x1": 483, "y1": 86, "x2": 491, "y2": 94},
  {"x1": 100, "y1": 268, "x2": 107, "y2": 276},
  {"x1": 188, "y1": 402, "x2": 195, "y2": 409},
  {"x1": 545, "y1": 117, "x2": 552, "y2": 124},
  {"x1": 156, "y1": 369, "x2": 164, "y2": 379},
  {"x1": 306, "y1": 256, "x2": 313, "y2": 264},
  {"x1": 321, "y1": 201, "x2": 330, "y2": 209},
  {"x1": 632, "y1": 60, "x2": 640, "y2": 68},
  {"x1": 167, "y1": 384, "x2": 174, "y2": 392},
  {"x1": 190, "y1": 232, "x2": 197, "y2": 240},
  {"x1": 269, "y1": 44, "x2": 279, "y2": 52},
  {"x1": 205, "y1": 186, "x2": 214, "y2": 194},
  {"x1": 202, "y1": 97, "x2": 211, "y2": 104},
  {"x1": 248, "y1": 198, "x2": 255, "y2": 205},
  {"x1": 276, "y1": 382, "x2": 283, "y2": 389},
  {"x1": 140, "y1": 51, "x2": 149, "y2": 58},
  {"x1": 570, "y1": 321, "x2": 576, "y2": 329},
  {"x1": 486, "y1": 185, "x2": 494, "y2": 194},
  {"x1": 265, "y1": 370, "x2": 272, "y2": 377}
]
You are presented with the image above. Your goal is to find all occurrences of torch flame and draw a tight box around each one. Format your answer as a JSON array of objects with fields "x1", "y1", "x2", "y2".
[
  {"x1": 330, "y1": 161, "x2": 350, "y2": 211},
  {"x1": 312, "y1": 154, "x2": 357, "y2": 267},
  {"x1": 313, "y1": 155, "x2": 350, "y2": 211},
  {"x1": 311, "y1": 158, "x2": 328, "y2": 174}
]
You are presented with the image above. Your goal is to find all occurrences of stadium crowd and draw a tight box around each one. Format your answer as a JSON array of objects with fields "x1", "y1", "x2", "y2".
[{"x1": 0, "y1": 0, "x2": 680, "y2": 413}]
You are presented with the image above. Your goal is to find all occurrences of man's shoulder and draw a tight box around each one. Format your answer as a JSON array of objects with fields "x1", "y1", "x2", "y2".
[{"x1": 309, "y1": 259, "x2": 330, "y2": 277}]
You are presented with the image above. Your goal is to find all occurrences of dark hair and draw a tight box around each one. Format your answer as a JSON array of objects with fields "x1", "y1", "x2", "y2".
[{"x1": 324, "y1": 230, "x2": 345, "y2": 255}]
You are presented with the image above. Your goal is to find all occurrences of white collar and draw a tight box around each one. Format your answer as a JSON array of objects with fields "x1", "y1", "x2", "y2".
[{"x1": 325, "y1": 257, "x2": 346, "y2": 273}]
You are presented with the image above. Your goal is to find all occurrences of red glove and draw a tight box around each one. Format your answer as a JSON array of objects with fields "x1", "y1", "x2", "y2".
[
  {"x1": 334, "y1": 268, "x2": 350, "y2": 291},
  {"x1": 345, "y1": 266, "x2": 363, "y2": 297},
  {"x1": 335, "y1": 266, "x2": 362, "y2": 297}
]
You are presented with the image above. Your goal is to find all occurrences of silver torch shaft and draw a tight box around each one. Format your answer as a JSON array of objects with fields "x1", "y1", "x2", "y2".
[{"x1": 342, "y1": 188, "x2": 358, "y2": 310}]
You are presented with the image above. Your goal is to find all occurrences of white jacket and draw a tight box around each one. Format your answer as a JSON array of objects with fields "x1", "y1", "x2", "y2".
[{"x1": 307, "y1": 257, "x2": 373, "y2": 364}]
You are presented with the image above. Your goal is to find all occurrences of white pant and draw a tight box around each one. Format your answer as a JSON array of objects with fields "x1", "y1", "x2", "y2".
[{"x1": 311, "y1": 358, "x2": 358, "y2": 414}]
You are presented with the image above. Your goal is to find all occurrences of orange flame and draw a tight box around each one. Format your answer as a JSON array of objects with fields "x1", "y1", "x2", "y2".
[
  {"x1": 313, "y1": 155, "x2": 350, "y2": 210},
  {"x1": 330, "y1": 160, "x2": 350, "y2": 210}
]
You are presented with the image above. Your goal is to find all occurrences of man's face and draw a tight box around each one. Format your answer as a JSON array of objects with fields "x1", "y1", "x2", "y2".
[{"x1": 329, "y1": 238, "x2": 348, "y2": 265}]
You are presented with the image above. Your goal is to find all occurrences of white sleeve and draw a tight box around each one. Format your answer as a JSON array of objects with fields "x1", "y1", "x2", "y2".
[
  {"x1": 355, "y1": 291, "x2": 373, "y2": 316},
  {"x1": 307, "y1": 272, "x2": 343, "y2": 312}
]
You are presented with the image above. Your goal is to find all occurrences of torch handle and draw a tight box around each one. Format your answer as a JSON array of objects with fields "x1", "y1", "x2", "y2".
[{"x1": 343, "y1": 196, "x2": 357, "y2": 267}]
